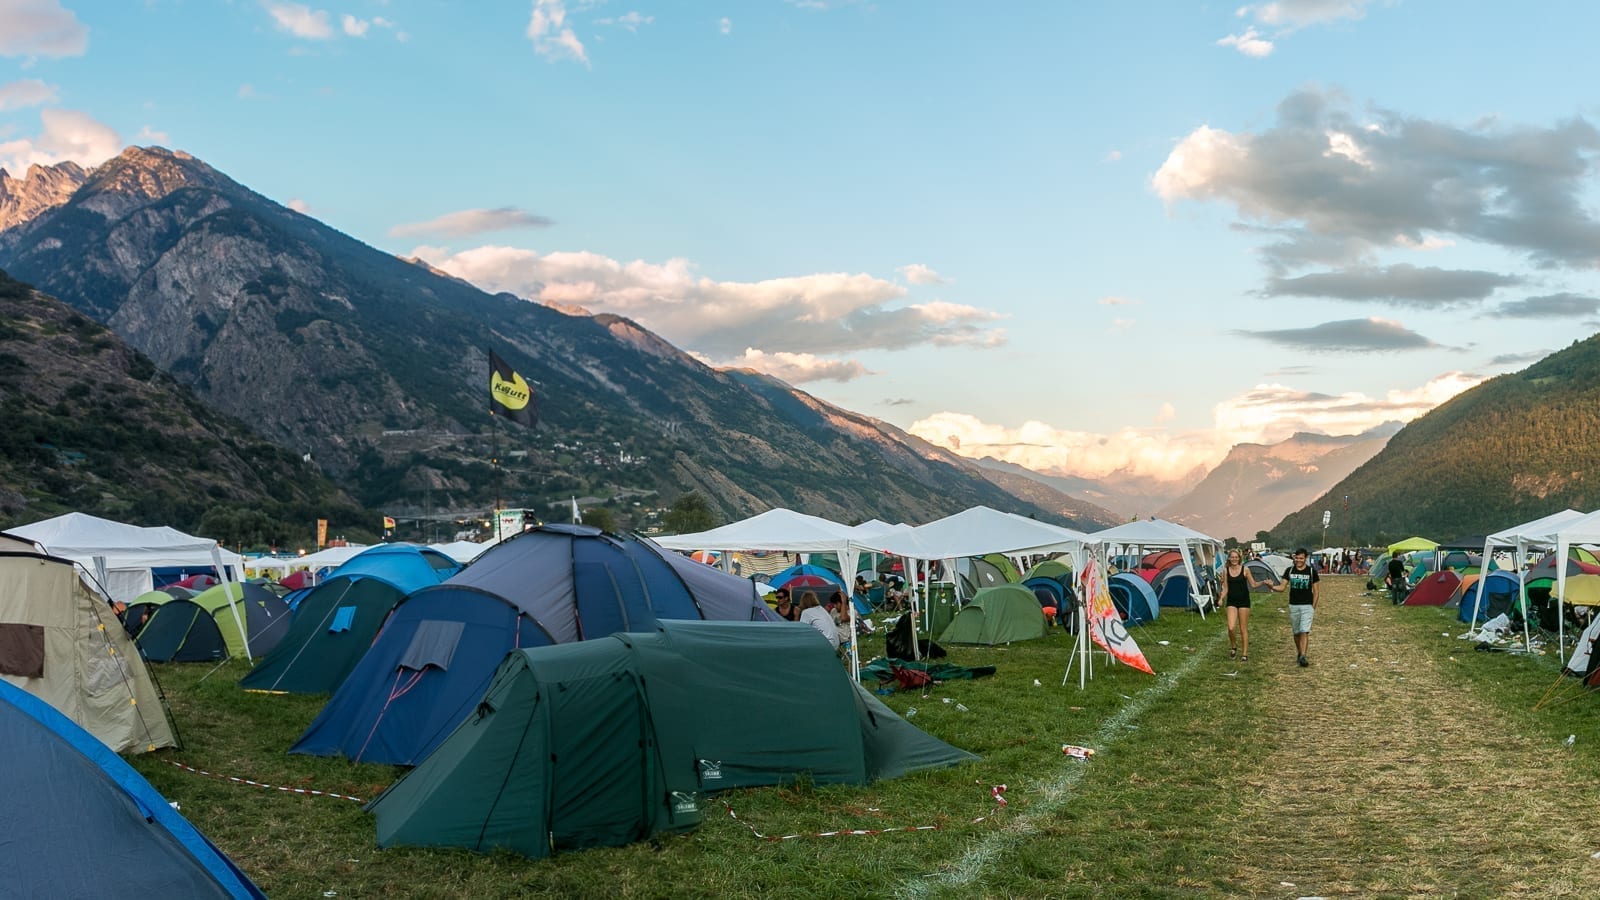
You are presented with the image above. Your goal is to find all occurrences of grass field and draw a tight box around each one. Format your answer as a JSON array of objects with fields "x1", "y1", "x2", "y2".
[{"x1": 128, "y1": 577, "x2": 1600, "y2": 898}]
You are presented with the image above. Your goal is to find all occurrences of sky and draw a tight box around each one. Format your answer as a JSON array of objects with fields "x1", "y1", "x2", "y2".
[{"x1": 4, "y1": 0, "x2": 1600, "y2": 486}]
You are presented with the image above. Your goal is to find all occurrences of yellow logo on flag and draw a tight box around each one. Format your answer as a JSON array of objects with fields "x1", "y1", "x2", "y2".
[
  {"x1": 491, "y1": 370, "x2": 532, "y2": 411},
  {"x1": 382, "y1": 516, "x2": 396, "y2": 530}
]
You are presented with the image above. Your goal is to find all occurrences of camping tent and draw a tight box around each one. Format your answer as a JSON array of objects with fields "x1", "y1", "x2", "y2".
[
  {"x1": 1457, "y1": 570, "x2": 1525, "y2": 623},
  {"x1": 365, "y1": 620, "x2": 975, "y2": 858},
  {"x1": 1403, "y1": 570, "x2": 1462, "y2": 606},
  {"x1": 4, "y1": 512, "x2": 244, "y2": 605},
  {"x1": 0, "y1": 548, "x2": 178, "y2": 754},
  {"x1": 938, "y1": 585, "x2": 1047, "y2": 645},
  {"x1": 1090, "y1": 519, "x2": 1222, "y2": 613},
  {"x1": 0, "y1": 679, "x2": 265, "y2": 897},
  {"x1": 1108, "y1": 572, "x2": 1159, "y2": 625},
  {"x1": 1529, "y1": 510, "x2": 1600, "y2": 662},
  {"x1": 290, "y1": 525, "x2": 777, "y2": 766},
  {"x1": 1243, "y1": 559, "x2": 1282, "y2": 592},
  {"x1": 238, "y1": 544, "x2": 461, "y2": 694},
  {"x1": 134, "y1": 583, "x2": 291, "y2": 663}
]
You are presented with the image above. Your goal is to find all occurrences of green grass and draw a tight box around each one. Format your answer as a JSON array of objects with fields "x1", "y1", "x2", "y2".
[{"x1": 126, "y1": 585, "x2": 1600, "y2": 898}]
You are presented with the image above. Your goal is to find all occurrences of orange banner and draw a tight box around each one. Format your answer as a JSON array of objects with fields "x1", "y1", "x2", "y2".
[
  {"x1": 1080, "y1": 552, "x2": 1154, "y2": 675},
  {"x1": 316, "y1": 518, "x2": 328, "y2": 549}
]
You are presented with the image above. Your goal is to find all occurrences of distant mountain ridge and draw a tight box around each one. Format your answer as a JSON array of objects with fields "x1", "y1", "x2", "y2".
[
  {"x1": 1271, "y1": 335, "x2": 1600, "y2": 545},
  {"x1": 1156, "y1": 423, "x2": 1400, "y2": 542},
  {"x1": 0, "y1": 147, "x2": 1104, "y2": 530},
  {"x1": 969, "y1": 455, "x2": 1205, "y2": 521}
]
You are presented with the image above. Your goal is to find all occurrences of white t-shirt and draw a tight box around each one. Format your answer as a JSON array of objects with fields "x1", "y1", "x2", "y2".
[{"x1": 799, "y1": 606, "x2": 841, "y2": 647}]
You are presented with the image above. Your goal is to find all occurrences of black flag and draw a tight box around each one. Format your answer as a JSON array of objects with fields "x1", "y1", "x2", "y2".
[{"x1": 489, "y1": 350, "x2": 536, "y2": 427}]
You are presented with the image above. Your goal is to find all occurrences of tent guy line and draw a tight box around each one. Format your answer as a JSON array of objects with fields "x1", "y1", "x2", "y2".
[
  {"x1": 164, "y1": 758, "x2": 368, "y2": 804},
  {"x1": 893, "y1": 630, "x2": 1220, "y2": 899}
]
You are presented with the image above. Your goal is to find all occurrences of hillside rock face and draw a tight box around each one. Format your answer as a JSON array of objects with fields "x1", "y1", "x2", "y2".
[
  {"x1": 1157, "y1": 425, "x2": 1398, "y2": 542},
  {"x1": 0, "y1": 146, "x2": 1104, "y2": 528},
  {"x1": 0, "y1": 161, "x2": 87, "y2": 234},
  {"x1": 0, "y1": 268, "x2": 357, "y2": 533}
]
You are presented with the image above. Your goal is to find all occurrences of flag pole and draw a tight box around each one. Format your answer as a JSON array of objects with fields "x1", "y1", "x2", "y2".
[{"x1": 491, "y1": 408, "x2": 503, "y2": 543}]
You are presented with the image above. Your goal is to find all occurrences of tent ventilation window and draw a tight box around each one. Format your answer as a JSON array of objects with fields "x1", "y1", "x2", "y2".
[
  {"x1": 329, "y1": 606, "x2": 358, "y2": 634},
  {"x1": 0, "y1": 623, "x2": 46, "y2": 678},
  {"x1": 399, "y1": 620, "x2": 464, "y2": 672}
]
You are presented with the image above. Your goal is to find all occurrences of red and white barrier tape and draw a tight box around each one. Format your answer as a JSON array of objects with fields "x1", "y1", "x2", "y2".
[
  {"x1": 721, "y1": 785, "x2": 1008, "y2": 842},
  {"x1": 165, "y1": 759, "x2": 367, "y2": 804}
]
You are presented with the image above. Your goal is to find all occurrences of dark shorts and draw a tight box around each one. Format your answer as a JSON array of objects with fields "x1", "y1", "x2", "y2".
[{"x1": 1226, "y1": 595, "x2": 1252, "y2": 609}]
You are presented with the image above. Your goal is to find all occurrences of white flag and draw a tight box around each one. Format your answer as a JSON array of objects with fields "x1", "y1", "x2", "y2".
[{"x1": 572, "y1": 497, "x2": 581, "y2": 523}]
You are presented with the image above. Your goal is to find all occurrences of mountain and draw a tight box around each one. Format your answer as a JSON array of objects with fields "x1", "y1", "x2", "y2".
[
  {"x1": 0, "y1": 267, "x2": 364, "y2": 544},
  {"x1": 969, "y1": 455, "x2": 1205, "y2": 521},
  {"x1": 0, "y1": 148, "x2": 1093, "y2": 530},
  {"x1": 0, "y1": 162, "x2": 87, "y2": 232},
  {"x1": 1270, "y1": 335, "x2": 1600, "y2": 546},
  {"x1": 1157, "y1": 424, "x2": 1400, "y2": 542}
]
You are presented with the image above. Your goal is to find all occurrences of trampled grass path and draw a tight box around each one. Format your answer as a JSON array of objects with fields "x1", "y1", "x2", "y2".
[{"x1": 1215, "y1": 583, "x2": 1600, "y2": 897}]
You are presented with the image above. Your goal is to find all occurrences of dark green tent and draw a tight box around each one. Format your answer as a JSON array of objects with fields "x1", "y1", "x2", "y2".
[
  {"x1": 366, "y1": 620, "x2": 976, "y2": 858},
  {"x1": 939, "y1": 584, "x2": 1048, "y2": 645}
]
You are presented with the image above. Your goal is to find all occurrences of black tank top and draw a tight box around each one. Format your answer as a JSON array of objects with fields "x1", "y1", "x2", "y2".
[{"x1": 1226, "y1": 567, "x2": 1251, "y2": 602}]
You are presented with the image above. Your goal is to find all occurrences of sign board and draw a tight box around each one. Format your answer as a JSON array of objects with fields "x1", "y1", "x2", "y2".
[
  {"x1": 1321, "y1": 510, "x2": 1331, "y2": 527},
  {"x1": 1250, "y1": 541, "x2": 1266, "y2": 553}
]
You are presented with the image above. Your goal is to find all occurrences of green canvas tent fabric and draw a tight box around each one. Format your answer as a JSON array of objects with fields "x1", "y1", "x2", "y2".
[
  {"x1": 1024, "y1": 559, "x2": 1072, "y2": 582},
  {"x1": 1388, "y1": 536, "x2": 1439, "y2": 554},
  {"x1": 939, "y1": 584, "x2": 1047, "y2": 645},
  {"x1": 136, "y1": 583, "x2": 289, "y2": 662},
  {"x1": 367, "y1": 620, "x2": 976, "y2": 858},
  {"x1": 979, "y1": 553, "x2": 1022, "y2": 584}
]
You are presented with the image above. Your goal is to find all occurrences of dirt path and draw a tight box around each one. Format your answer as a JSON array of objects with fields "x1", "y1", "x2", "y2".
[{"x1": 1219, "y1": 576, "x2": 1600, "y2": 897}]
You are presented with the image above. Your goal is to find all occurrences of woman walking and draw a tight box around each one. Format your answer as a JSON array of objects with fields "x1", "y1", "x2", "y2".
[{"x1": 1222, "y1": 550, "x2": 1268, "y2": 661}]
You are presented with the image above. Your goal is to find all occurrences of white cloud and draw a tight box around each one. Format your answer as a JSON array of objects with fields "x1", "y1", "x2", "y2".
[
  {"x1": 287, "y1": 198, "x2": 312, "y2": 213},
  {"x1": 718, "y1": 348, "x2": 871, "y2": 384},
  {"x1": 898, "y1": 263, "x2": 947, "y2": 285},
  {"x1": 0, "y1": 0, "x2": 88, "y2": 58},
  {"x1": 907, "y1": 371, "x2": 1482, "y2": 481},
  {"x1": 527, "y1": 0, "x2": 588, "y2": 64},
  {"x1": 411, "y1": 244, "x2": 1007, "y2": 358},
  {"x1": 135, "y1": 125, "x2": 170, "y2": 144},
  {"x1": 1105, "y1": 149, "x2": 1123, "y2": 162},
  {"x1": 389, "y1": 207, "x2": 555, "y2": 238},
  {"x1": 263, "y1": 2, "x2": 335, "y2": 39},
  {"x1": 341, "y1": 14, "x2": 370, "y2": 37},
  {"x1": 1109, "y1": 317, "x2": 1135, "y2": 333},
  {"x1": 0, "y1": 79, "x2": 57, "y2": 111},
  {"x1": 1211, "y1": 373, "x2": 1483, "y2": 444},
  {"x1": 1243, "y1": 0, "x2": 1372, "y2": 29},
  {"x1": 237, "y1": 84, "x2": 256, "y2": 100},
  {"x1": 1098, "y1": 295, "x2": 1139, "y2": 306},
  {"x1": 1217, "y1": 28, "x2": 1273, "y2": 57},
  {"x1": 597, "y1": 11, "x2": 653, "y2": 31},
  {"x1": 1153, "y1": 89, "x2": 1600, "y2": 270},
  {"x1": 719, "y1": 17, "x2": 732, "y2": 34},
  {"x1": 0, "y1": 108, "x2": 121, "y2": 176}
]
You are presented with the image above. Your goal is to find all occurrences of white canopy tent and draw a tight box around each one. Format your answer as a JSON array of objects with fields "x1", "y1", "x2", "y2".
[
  {"x1": 1474, "y1": 508, "x2": 1588, "y2": 651},
  {"x1": 4, "y1": 512, "x2": 254, "y2": 659},
  {"x1": 1089, "y1": 518, "x2": 1223, "y2": 615},
  {"x1": 6, "y1": 512, "x2": 245, "y2": 603},
  {"x1": 1533, "y1": 509, "x2": 1600, "y2": 663},
  {"x1": 655, "y1": 508, "x2": 868, "y2": 673},
  {"x1": 428, "y1": 540, "x2": 495, "y2": 564},
  {"x1": 293, "y1": 543, "x2": 372, "y2": 576}
]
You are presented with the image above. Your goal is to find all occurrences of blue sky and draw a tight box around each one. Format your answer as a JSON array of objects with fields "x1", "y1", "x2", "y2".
[{"x1": 4, "y1": 0, "x2": 1600, "y2": 484}]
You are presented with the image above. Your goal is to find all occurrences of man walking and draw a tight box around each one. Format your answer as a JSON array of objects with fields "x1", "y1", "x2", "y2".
[{"x1": 1276, "y1": 547, "x2": 1320, "y2": 667}]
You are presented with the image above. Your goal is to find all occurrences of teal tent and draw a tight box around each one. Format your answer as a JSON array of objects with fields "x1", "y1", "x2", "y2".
[
  {"x1": 367, "y1": 620, "x2": 975, "y2": 858},
  {"x1": 939, "y1": 584, "x2": 1048, "y2": 645}
]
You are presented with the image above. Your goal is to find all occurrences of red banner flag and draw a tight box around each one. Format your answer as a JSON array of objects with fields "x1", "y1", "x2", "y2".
[{"x1": 1080, "y1": 552, "x2": 1155, "y2": 675}]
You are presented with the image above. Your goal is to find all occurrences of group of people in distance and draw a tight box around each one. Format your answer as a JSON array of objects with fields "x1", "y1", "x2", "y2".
[
  {"x1": 769, "y1": 573, "x2": 909, "y2": 654},
  {"x1": 1220, "y1": 547, "x2": 1320, "y2": 668}
]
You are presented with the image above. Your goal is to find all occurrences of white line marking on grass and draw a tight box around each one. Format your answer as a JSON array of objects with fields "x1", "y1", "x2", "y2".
[{"x1": 895, "y1": 635, "x2": 1220, "y2": 899}]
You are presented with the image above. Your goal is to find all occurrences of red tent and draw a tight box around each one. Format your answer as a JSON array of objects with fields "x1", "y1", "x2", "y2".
[{"x1": 1404, "y1": 570, "x2": 1462, "y2": 606}]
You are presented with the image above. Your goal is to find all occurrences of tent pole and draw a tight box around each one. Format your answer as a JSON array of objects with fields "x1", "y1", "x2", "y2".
[
  {"x1": 1557, "y1": 537, "x2": 1569, "y2": 665},
  {"x1": 1517, "y1": 539, "x2": 1533, "y2": 652}
]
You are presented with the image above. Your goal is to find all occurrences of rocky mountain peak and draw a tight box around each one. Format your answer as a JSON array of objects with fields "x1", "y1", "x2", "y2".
[
  {"x1": 73, "y1": 145, "x2": 243, "y2": 221},
  {"x1": 0, "y1": 159, "x2": 88, "y2": 233}
]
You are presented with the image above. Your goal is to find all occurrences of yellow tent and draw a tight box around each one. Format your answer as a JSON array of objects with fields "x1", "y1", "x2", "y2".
[
  {"x1": 1388, "y1": 536, "x2": 1439, "y2": 554},
  {"x1": 1560, "y1": 574, "x2": 1600, "y2": 607}
]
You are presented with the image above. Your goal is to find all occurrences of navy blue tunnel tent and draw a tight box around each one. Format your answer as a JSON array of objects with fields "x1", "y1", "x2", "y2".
[
  {"x1": 0, "y1": 679, "x2": 265, "y2": 898},
  {"x1": 292, "y1": 525, "x2": 778, "y2": 766}
]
